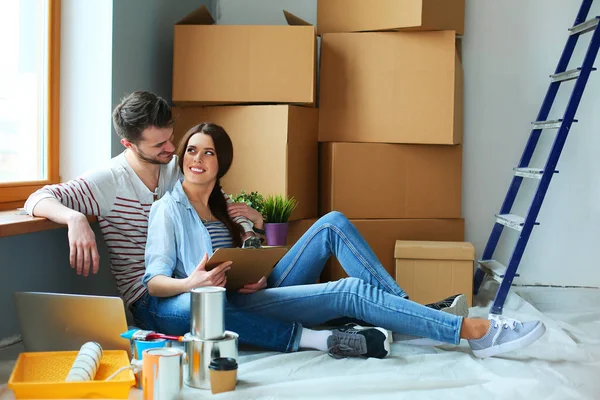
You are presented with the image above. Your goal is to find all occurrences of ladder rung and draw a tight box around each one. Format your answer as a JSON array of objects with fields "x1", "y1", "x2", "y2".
[
  {"x1": 514, "y1": 168, "x2": 558, "y2": 179},
  {"x1": 569, "y1": 16, "x2": 600, "y2": 36},
  {"x1": 514, "y1": 168, "x2": 544, "y2": 179},
  {"x1": 496, "y1": 214, "x2": 525, "y2": 231},
  {"x1": 531, "y1": 119, "x2": 578, "y2": 129},
  {"x1": 551, "y1": 68, "x2": 581, "y2": 82},
  {"x1": 551, "y1": 68, "x2": 597, "y2": 83},
  {"x1": 477, "y1": 260, "x2": 519, "y2": 283},
  {"x1": 532, "y1": 119, "x2": 562, "y2": 129}
]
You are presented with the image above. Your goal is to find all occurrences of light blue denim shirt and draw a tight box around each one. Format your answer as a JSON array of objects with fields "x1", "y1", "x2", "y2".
[{"x1": 143, "y1": 179, "x2": 215, "y2": 286}]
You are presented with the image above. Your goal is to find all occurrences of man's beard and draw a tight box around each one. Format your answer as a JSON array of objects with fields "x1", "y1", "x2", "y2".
[{"x1": 133, "y1": 147, "x2": 173, "y2": 165}]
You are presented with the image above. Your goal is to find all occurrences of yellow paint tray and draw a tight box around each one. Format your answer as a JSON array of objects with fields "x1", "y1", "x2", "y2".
[{"x1": 7, "y1": 350, "x2": 135, "y2": 399}]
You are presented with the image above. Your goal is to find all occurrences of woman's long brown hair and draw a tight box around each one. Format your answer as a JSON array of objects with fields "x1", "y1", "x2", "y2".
[{"x1": 176, "y1": 123, "x2": 243, "y2": 247}]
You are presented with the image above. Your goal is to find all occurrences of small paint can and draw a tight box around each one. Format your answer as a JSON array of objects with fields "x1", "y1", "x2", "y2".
[
  {"x1": 142, "y1": 347, "x2": 184, "y2": 400},
  {"x1": 131, "y1": 338, "x2": 168, "y2": 388}
]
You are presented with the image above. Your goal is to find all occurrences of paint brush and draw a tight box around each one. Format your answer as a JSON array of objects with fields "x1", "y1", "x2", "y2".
[{"x1": 120, "y1": 329, "x2": 189, "y2": 342}]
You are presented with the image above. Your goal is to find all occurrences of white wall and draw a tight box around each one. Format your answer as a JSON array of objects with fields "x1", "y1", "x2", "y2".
[
  {"x1": 60, "y1": 0, "x2": 113, "y2": 181},
  {"x1": 111, "y1": 0, "x2": 211, "y2": 157},
  {"x1": 62, "y1": 1, "x2": 213, "y2": 172},
  {"x1": 0, "y1": 0, "x2": 216, "y2": 344},
  {"x1": 217, "y1": 0, "x2": 600, "y2": 287},
  {"x1": 215, "y1": 0, "x2": 316, "y2": 25},
  {"x1": 463, "y1": 0, "x2": 600, "y2": 287}
]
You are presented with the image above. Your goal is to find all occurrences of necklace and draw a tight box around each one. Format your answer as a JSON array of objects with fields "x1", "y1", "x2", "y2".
[{"x1": 192, "y1": 200, "x2": 213, "y2": 222}]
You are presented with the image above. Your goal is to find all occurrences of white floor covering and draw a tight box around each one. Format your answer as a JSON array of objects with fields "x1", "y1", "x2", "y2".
[{"x1": 1, "y1": 281, "x2": 599, "y2": 399}]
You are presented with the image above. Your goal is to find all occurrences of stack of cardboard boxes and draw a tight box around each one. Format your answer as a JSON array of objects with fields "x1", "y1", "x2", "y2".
[
  {"x1": 170, "y1": 2, "x2": 470, "y2": 303},
  {"x1": 314, "y1": 0, "x2": 467, "y2": 300},
  {"x1": 171, "y1": 6, "x2": 320, "y2": 221}
]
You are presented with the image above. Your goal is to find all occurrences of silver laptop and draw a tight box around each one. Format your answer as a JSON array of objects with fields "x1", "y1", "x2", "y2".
[{"x1": 14, "y1": 292, "x2": 131, "y2": 356}]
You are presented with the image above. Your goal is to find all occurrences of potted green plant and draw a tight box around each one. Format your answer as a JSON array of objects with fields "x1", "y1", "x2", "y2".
[
  {"x1": 229, "y1": 190, "x2": 265, "y2": 215},
  {"x1": 262, "y1": 195, "x2": 298, "y2": 246}
]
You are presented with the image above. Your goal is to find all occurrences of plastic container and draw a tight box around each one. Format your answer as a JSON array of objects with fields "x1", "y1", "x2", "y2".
[{"x1": 8, "y1": 350, "x2": 135, "y2": 399}]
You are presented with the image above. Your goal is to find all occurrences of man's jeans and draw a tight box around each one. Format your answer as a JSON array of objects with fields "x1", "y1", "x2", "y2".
[{"x1": 132, "y1": 212, "x2": 463, "y2": 352}]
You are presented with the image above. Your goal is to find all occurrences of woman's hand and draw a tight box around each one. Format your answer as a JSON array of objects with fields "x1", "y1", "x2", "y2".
[
  {"x1": 185, "y1": 253, "x2": 232, "y2": 290},
  {"x1": 238, "y1": 276, "x2": 267, "y2": 294},
  {"x1": 227, "y1": 203, "x2": 264, "y2": 228}
]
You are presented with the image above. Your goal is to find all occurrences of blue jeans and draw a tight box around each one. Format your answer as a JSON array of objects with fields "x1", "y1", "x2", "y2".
[
  {"x1": 132, "y1": 212, "x2": 463, "y2": 352},
  {"x1": 131, "y1": 291, "x2": 301, "y2": 352}
]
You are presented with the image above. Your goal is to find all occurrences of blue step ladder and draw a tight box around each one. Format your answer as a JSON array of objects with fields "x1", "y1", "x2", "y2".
[{"x1": 473, "y1": 0, "x2": 600, "y2": 315}]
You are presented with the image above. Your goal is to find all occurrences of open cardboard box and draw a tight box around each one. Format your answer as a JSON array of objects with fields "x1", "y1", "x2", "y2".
[{"x1": 173, "y1": 6, "x2": 317, "y2": 105}]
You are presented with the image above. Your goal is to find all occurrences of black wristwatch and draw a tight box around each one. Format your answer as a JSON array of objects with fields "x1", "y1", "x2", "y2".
[{"x1": 253, "y1": 227, "x2": 266, "y2": 235}]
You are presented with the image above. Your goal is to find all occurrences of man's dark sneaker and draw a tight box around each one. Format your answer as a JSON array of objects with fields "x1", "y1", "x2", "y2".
[
  {"x1": 425, "y1": 294, "x2": 469, "y2": 318},
  {"x1": 327, "y1": 324, "x2": 390, "y2": 359}
]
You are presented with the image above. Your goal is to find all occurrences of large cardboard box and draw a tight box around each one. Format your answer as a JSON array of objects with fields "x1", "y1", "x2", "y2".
[
  {"x1": 321, "y1": 218, "x2": 464, "y2": 282},
  {"x1": 173, "y1": 106, "x2": 318, "y2": 221},
  {"x1": 286, "y1": 218, "x2": 318, "y2": 246},
  {"x1": 317, "y1": 0, "x2": 465, "y2": 35},
  {"x1": 395, "y1": 241, "x2": 474, "y2": 306},
  {"x1": 319, "y1": 30, "x2": 463, "y2": 144},
  {"x1": 173, "y1": 6, "x2": 316, "y2": 105},
  {"x1": 319, "y1": 142, "x2": 462, "y2": 219}
]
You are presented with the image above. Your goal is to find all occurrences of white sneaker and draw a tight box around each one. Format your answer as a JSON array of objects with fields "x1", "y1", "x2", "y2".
[{"x1": 468, "y1": 316, "x2": 546, "y2": 358}]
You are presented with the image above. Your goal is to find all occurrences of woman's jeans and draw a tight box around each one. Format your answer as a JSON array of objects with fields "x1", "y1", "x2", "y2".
[{"x1": 132, "y1": 212, "x2": 463, "y2": 352}]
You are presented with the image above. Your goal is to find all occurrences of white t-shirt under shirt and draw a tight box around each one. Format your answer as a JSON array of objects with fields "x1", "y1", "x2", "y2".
[{"x1": 25, "y1": 151, "x2": 252, "y2": 307}]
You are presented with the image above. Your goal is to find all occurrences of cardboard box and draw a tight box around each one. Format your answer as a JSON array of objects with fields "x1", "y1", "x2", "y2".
[
  {"x1": 286, "y1": 218, "x2": 318, "y2": 246},
  {"x1": 319, "y1": 142, "x2": 462, "y2": 219},
  {"x1": 173, "y1": 105, "x2": 318, "y2": 221},
  {"x1": 317, "y1": 0, "x2": 465, "y2": 35},
  {"x1": 172, "y1": 6, "x2": 316, "y2": 105},
  {"x1": 321, "y1": 218, "x2": 464, "y2": 282},
  {"x1": 395, "y1": 241, "x2": 474, "y2": 306},
  {"x1": 318, "y1": 30, "x2": 463, "y2": 144}
]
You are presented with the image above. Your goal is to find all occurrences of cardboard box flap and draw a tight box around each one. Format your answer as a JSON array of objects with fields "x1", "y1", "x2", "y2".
[
  {"x1": 394, "y1": 241, "x2": 474, "y2": 261},
  {"x1": 283, "y1": 10, "x2": 313, "y2": 27},
  {"x1": 176, "y1": 5, "x2": 215, "y2": 26}
]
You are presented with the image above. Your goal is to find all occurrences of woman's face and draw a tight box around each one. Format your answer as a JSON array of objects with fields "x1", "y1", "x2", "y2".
[{"x1": 182, "y1": 133, "x2": 219, "y2": 185}]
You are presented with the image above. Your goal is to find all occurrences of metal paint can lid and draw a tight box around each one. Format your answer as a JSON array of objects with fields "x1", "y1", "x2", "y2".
[{"x1": 144, "y1": 347, "x2": 184, "y2": 357}]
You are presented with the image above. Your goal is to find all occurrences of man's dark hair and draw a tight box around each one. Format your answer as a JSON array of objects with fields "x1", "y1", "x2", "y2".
[{"x1": 112, "y1": 91, "x2": 173, "y2": 143}]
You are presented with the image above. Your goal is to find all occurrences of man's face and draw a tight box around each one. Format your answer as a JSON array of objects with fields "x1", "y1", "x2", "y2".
[{"x1": 130, "y1": 126, "x2": 176, "y2": 165}]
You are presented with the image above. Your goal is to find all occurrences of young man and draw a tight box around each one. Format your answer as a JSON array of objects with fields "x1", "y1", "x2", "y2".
[
  {"x1": 25, "y1": 91, "x2": 468, "y2": 357},
  {"x1": 25, "y1": 91, "x2": 254, "y2": 309}
]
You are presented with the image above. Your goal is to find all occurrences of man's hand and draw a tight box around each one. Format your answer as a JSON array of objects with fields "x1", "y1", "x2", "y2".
[
  {"x1": 67, "y1": 214, "x2": 100, "y2": 277},
  {"x1": 185, "y1": 253, "x2": 232, "y2": 290},
  {"x1": 238, "y1": 276, "x2": 267, "y2": 294},
  {"x1": 227, "y1": 203, "x2": 264, "y2": 228}
]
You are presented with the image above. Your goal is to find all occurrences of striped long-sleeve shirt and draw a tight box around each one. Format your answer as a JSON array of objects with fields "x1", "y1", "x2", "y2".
[{"x1": 24, "y1": 152, "x2": 253, "y2": 308}]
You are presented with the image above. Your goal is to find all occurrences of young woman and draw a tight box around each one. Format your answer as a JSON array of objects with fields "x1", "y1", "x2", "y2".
[{"x1": 140, "y1": 123, "x2": 546, "y2": 359}]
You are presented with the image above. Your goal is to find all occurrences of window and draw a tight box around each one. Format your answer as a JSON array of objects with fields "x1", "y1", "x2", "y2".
[{"x1": 0, "y1": 0, "x2": 60, "y2": 210}]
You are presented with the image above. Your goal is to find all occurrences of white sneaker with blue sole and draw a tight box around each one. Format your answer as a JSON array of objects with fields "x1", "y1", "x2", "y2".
[{"x1": 468, "y1": 316, "x2": 546, "y2": 358}]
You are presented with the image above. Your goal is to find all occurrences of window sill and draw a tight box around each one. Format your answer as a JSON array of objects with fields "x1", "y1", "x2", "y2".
[{"x1": 0, "y1": 210, "x2": 97, "y2": 238}]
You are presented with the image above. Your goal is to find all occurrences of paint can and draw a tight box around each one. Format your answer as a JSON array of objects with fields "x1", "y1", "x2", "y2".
[
  {"x1": 131, "y1": 338, "x2": 168, "y2": 388},
  {"x1": 184, "y1": 331, "x2": 238, "y2": 389},
  {"x1": 142, "y1": 347, "x2": 184, "y2": 400},
  {"x1": 190, "y1": 287, "x2": 226, "y2": 340}
]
